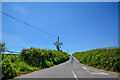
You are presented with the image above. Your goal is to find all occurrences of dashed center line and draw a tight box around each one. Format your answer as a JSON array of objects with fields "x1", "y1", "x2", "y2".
[
  {"x1": 82, "y1": 67, "x2": 109, "y2": 75},
  {"x1": 72, "y1": 70, "x2": 78, "y2": 80}
]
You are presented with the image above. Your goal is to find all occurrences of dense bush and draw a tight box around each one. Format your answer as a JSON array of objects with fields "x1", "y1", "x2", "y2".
[
  {"x1": 72, "y1": 47, "x2": 120, "y2": 72},
  {"x1": 2, "y1": 54, "x2": 39, "y2": 79},
  {"x1": 2, "y1": 48, "x2": 69, "y2": 79},
  {"x1": 21, "y1": 48, "x2": 69, "y2": 68}
]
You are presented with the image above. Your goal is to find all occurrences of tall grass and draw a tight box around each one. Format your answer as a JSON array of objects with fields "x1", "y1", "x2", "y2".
[{"x1": 72, "y1": 47, "x2": 120, "y2": 72}]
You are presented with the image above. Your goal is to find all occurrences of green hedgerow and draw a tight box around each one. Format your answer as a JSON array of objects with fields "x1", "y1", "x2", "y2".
[
  {"x1": 72, "y1": 47, "x2": 120, "y2": 72},
  {"x1": 2, "y1": 48, "x2": 69, "y2": 79}
]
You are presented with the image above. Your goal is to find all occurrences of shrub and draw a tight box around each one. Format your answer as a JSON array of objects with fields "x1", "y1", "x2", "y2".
[
  {"x1": 72, "y1": 47, "x2": 120, "y2": 72},
  {"x1": 21, "y1": 48, "x2": 69, "y2": 68},
  {"x1": 2, "y1": 48, "x2": 69, "y2": 79},
  {"x1": 2, "y1": 58, "x2": 18, "y2": 79}
]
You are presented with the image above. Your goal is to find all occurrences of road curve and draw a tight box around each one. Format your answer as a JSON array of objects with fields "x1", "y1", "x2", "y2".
[{"x1": 14, "y1": 56, "x2": 119, "y2": 80}]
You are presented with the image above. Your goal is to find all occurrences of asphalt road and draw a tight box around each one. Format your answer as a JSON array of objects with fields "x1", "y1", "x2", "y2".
[{"x1": 14, "y1": 56, "x2": 119, "y2": 80}]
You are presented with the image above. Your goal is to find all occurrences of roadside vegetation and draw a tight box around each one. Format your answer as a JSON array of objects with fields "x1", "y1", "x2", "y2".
[
  {"x1": 1, "y1": 44, "x2": 69, "y2": 79},
  {"x1": 72, "y1": 47, "x2": 120, "y2": 72}
]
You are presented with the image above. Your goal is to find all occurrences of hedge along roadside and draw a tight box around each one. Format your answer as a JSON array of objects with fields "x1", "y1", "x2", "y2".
[
  {"x1": 2, "y1": 48, "x2": 70, "y2": 79},
  {"x1": 72, "y1": 47, "x2": 120, "y2": 72},
  {"x1": 21, "y1": 48, "x2": 69, "y2": 68}
]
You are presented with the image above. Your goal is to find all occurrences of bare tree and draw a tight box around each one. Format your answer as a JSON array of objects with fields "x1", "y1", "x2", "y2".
[{"x1": 54, "y1": 37, "x2": 63, "y2": 51}]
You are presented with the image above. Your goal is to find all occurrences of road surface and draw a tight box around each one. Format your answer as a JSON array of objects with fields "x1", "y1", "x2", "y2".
[{"x1": 14, "y1": 56, "x2": 119, "y2": 80}]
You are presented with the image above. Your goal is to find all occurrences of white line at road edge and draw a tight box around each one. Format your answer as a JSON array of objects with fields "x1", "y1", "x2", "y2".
[
  {"x1": 82, "y1": 67, "x2": 109, "y2": 75},
  {"x1": 72, "y1": 70, "x2": 78, "y2": 80}
]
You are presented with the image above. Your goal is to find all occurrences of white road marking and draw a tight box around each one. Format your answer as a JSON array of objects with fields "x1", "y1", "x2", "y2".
[
  {"x1": 90, "y1": 72, "x2": 109, "y2": 75},
  {"x1": 72, "y1": 70, "x2": 78, "y2": 80},
  {"x1": 82, "y1": 67, "x2": 109, "y2": 75}
]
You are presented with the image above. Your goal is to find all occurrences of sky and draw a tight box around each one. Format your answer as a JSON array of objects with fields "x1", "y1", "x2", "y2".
[{"x1": 2, "y1": 2, "x2": 118, "y2": 55}]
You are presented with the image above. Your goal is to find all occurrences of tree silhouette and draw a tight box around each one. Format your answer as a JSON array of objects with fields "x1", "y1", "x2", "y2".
[{"x1": 54, "y1": 37, "x2": 63, "y2": 51}]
